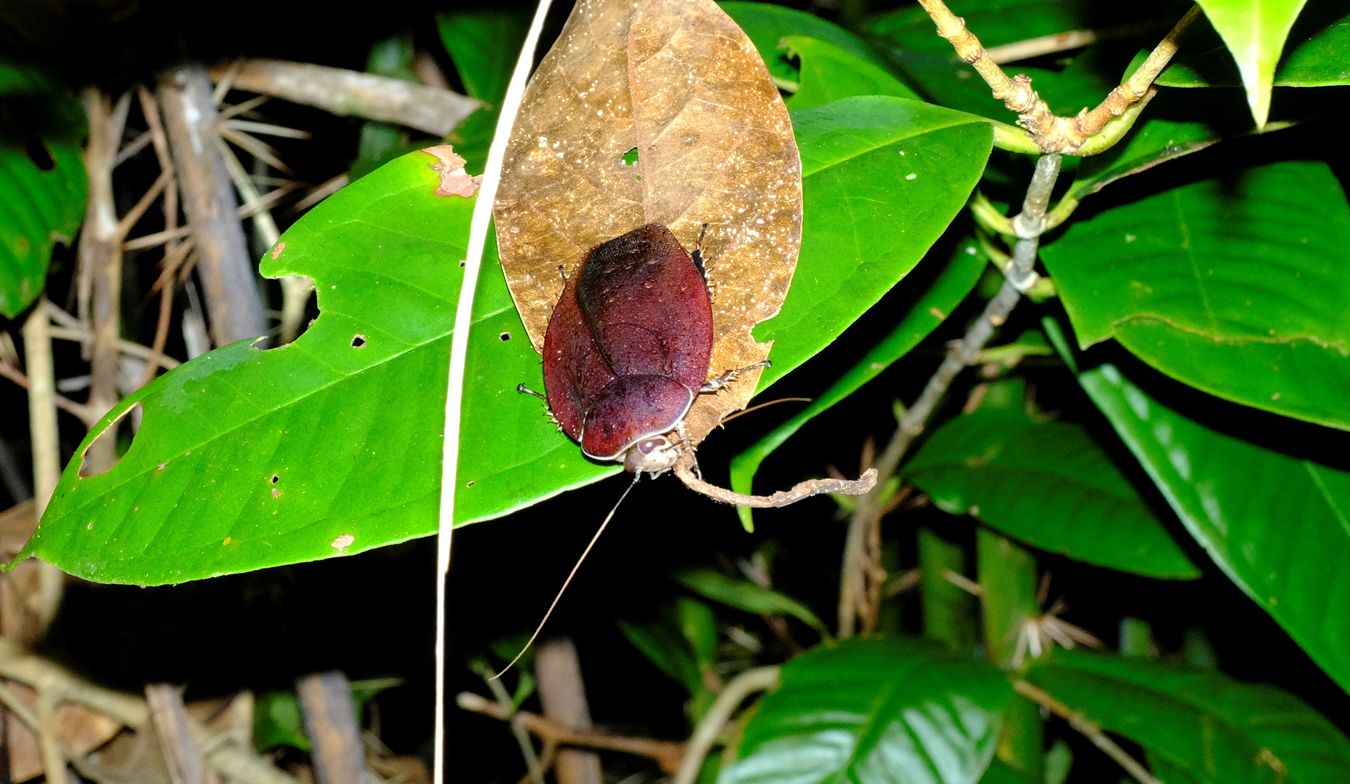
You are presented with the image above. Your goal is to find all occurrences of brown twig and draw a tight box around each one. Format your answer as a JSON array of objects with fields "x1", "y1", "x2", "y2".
[
  {"x1": 1013, "y1": 680, "x2": 1160, "y2": 784},
  {"x1": 535, "y1": 639, "x2": 602, "y2": 784},
  {"x1": 158, "y1": 64, "x2": 267, "y2": 346},
  {"x1": 296, "y1": 671, "x2": 369, "y2": 784},
  {"x1": 674, "y1": 455, "x2": 876, "y2": 507},
  {"x1": 0, "y1": 360, "x2": 99, "y2": 426},
  {"x1": 213, "y1": 59, "x2": 481, "y2": 136},
  {"x1": 838, "y1": 154, "x2": 1064, "y2": 636},
  {"x1": 916, "y1": 0, "x2": 1200, "y2": 152},
  {"x1": 456, "y1": 692, "x2": 685, "y2": 772},
  {"x1": 145, "y1": 683, "x2": 207, "y2": 784}
]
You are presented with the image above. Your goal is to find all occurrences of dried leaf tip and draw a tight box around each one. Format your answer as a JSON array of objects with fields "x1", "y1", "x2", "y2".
[
  {"x1": 422, "y1": 145, "x2": 481, "y2": 198},
  {"x1": 673, "y1": 454, "x2": 877, "y2": 508}
]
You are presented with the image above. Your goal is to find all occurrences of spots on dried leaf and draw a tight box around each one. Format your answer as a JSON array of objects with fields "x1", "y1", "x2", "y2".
[
  {"x1": 331, "y1": 534, "x2": 355, "y2": 553},
  {"x1": 351, "y1": 335, "x2": 366, "y2": 349}
]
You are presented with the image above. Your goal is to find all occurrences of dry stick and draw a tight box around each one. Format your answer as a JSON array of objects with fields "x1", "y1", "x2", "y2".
[
  {"x1": 917, "y1": 0, "x2": 1201, "y2": 152},
  {"x1": 78, "y1": 89, "x2": 131, "y2": 473},
  {"x1": 672, "y1": 666, "x2": 781, "y2": 784},
  {"x1": 838, "y1": 154, "x2": 1063, "y2": 638},
  {"x1": 214, "y1": 59, "x2": 481, "y2": 136},
  {"x1": 159, "y1": 64, "x2": 267, "y2": 346},
  {"x1": 136, "y1": 84, "x2": 184, "y2": 389},
  {"x1": 0, "y1": 640, "x2": 297, "y2": 784},
  {"x1": 479, "y1": 670, "x2": 546, "y2": 784},
  {"x1": 457, "y1": 692, "x2": 686, "y2": 773},
  {"x1": 145, "y1": 683, "x2": 208, "y2": 784},
  {"x1": 0, "y1": 361, "x2": 98, "y2": 426},
  {"x1": 1013, "y1": 680, "x2": 1160, "y2": 784},
  {"x1": 296, "y1": 671, "x2": 369, "y2": 784},
  {"x1": 535, "y1": 639, "x2": 603, "y2": 784},
  {"x1": 674, "y1": 457, "x2": 877, "y2": 507}
]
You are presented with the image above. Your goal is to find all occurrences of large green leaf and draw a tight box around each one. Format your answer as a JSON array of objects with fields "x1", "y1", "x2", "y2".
[
  {"x1": 1069, "y1": 355, "x2": 1350, "y2": 692},
  {"x1": 1193, "y1": 0, "x2": 1310, "y2": 125},
  {"x1": 721, "y1": 638, "x2": 1012, "y2": 784},
  {"x1": 1028, "y1": 649, "x2": 1350, "y2": 782},
  {"x1": 0, "y1": 64, "x2": 87, "y2": 317},
  {"x1": 904, "y1": 409, "x2": 1200, "y2": 579},
  {"x1": 722, "y1": 1, "x2": 877, "y2": 89},
  {"x1": 19, "y1": 150, "x2": 602, "y2": 585},
  {"x1": 1041, "y1": 160, "x2": 1350, "y2": 431},
  {"x1": 754, "y1": 96, "x2": 993, "y2": 388},
  {"x1": 784, "y1": 35, "x2": 919, "y2": 111},
  {"x1": 730, "y1": 240, "x2": 984, "y2": 528}
]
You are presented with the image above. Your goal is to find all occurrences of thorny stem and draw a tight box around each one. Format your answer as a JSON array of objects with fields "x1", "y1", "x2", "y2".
[
  {"x1": 672, "y1": 666, "x2": 781, "y2": 784},
  {"x1": 916, "y1": 0, "x2": 1200, "y2": 153},
  {"x1": 839, "y1": 155, "x2": 1062, "y2": 637},
  {"x1": 1014, "y1": 680, "x2": 1161, "y2": 784}
]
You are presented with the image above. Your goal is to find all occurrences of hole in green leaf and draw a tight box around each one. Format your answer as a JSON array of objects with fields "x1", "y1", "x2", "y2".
[
  {"x1": 350, "y1": 335, "x2": 366, "y2": 349},
  {"x1": 498, "y1": 332, "x2": 511, "y2": 342},
  {"x1": 24, "y1": 137, "x2": 54, "y2": 171},
  {"x1": 78, "y1": 402, "x2": 142, "y2": 478},
  {"x1": 622, "y1": 147, "x2": 639, "y2": 166}
]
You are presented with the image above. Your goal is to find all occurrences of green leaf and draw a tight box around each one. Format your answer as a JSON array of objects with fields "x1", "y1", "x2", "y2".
[
  {"x1": 722, "y1": 638, "x2": 1012, "y2": 784},
  {"x1": 1041, "y1": 160, "x2": 1350, "y2": 431},
  {"x1": 755, "y1": 96, "x2": 993, "y2": 389},
  {"x1": 21, "y1": 150, "x2": 607, "y2": 585},
  {"x1": 783, "y1": 35, "x2": 919, "y2": 111},
  {"x1": 673, "y1": 567, "x2": 829, "y2": 638},
  {"x1": 1193, "y1": 0, "x2": 1310, "y2": 125},
  {"x1": 24, "y1": 97, "x2": 994, "y2": 585},
  {"x1": 904, "y1": 409, "x2": 1201, "y2": 579},
  {"x1": 722, "y1": 1, "x2": 877, "y2": 89},
  {"x1": 254, "y1": 690, "x2": 309, "y2": 751},
  {"x1": 730, "y1": 239, "x2": 985, "y2": 529},
  {"x1": 1073, "y1": 357, "x2": 1350, "y2": 692},
  {"x1": 1146, "y1": 3, "x2": 1350, "y2": 88},
  {"x1": 0, "y1": 65, "x2": 87, "y2": 317},
  {"x1": 1028, "y1": 649, "x2": 1350, "y2": 781},
  {"x1": 436, "y1": 8, "x2": 529, "y2": 103}
]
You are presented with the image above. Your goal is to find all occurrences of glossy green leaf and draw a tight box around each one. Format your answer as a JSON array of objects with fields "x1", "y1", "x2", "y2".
[
  {"x1": 674, "y1": 567, "x2": 829, "y2": 638},
  {"x1": 1073, "y1": 357, "x2": 1350, "y2": 692},
  {"x1": 254, "y1": 690, "x2": 309, "y2": 751},
  {"x1": 1147, "y1": 3, "x2": 1350, "y2": 88},
  {"x1": 21, "y1": 150, "x2": 607, "y2": 585},
  {"x1": 754, "y1": 96, "x2": 993, "y2": 388},
  {"x1": 0, "y1": 65, "x2": 87, "y2": 317},
  {"x1": 1028, "y1": 649, "x2": 1350, "y2": 781},
  {"x1": 784, "y1": 35, "x2": 919, "y2": 111},
  {"x1": 1041, "y1": 160, "x2": 1350, "y2": 431},
  {"x1": 722, "y1": 638, "x2": 1012, "y2": 784},
  {"x1": 722, "y1": 1, "x2": 876, "y2": 88},
  {"x1": 904, "y1": 409, "x2": 1200, "y2": 579},
  {"x1": 730, "y1": 240, "x2": 985, "y2": 529},
  {"x1": 1193, "y1": 0, "x2": 1310, "y2": 125},
  {"x1": 977, "y1": 761, "x2": 1039, "y2": 784},
  {"x1": 436, "y1": 8, "x2": 529, "y2": 103}
]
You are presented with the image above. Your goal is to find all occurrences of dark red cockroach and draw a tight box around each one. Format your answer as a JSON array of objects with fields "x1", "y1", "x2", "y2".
[{"x1": 540, "y1": 223, "x2": 718, "y2": 474}]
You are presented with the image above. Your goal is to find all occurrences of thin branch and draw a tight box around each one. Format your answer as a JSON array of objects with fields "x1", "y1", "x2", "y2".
[
  {"x1": 535, "y1": 639, "x2": 602, "y2": 784},
  {"x1": 213, "y1": 59, "x2": 481, "y2": 136},
  {"x1": 457, "y1": 692, "x2": 685, "y2": 772},
  {"x1": 1013, "y1": 680, "x2": 1160, "y2": 784},
  {"x1": 159, "y1": 64, "x2": 267, "y2": 346},
  {"x1": 674, "y1": 456, "x2": 876, "y2": 507},
  {"x1": 672, "y1": 667, "x2": 780, "y2": 784},
  {"x1": 916, "y1": 0, "x2": 1200, "y2": 153},
  {"x1": 1, "y1": 353, "x2": 99, "y2": 426}
]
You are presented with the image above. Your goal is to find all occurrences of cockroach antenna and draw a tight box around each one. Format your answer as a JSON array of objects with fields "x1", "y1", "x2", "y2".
[{"x1": 490, "y1": 471, "x2": 642, "y2": 680}]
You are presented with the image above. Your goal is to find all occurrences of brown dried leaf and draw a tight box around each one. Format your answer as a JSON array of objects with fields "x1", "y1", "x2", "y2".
[{"x1": 495, "y1": 0, "x2": 801, "y2": 450}]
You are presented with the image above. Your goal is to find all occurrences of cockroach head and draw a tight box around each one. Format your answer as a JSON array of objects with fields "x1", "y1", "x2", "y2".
[{"x1": 623, "y1": 434, "x2": 680, "y2": 475}]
